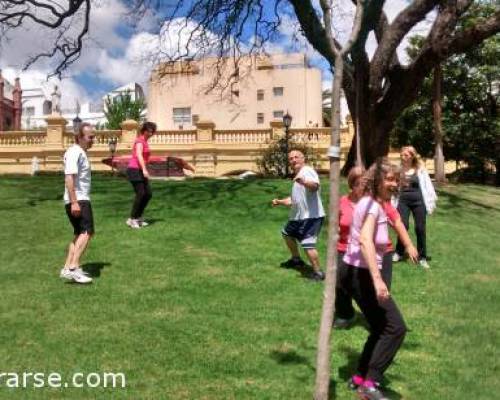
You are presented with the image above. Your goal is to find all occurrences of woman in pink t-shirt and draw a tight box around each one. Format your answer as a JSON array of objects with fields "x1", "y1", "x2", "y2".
[
  {"x1": 126, "y1": 121, "x2": 156, "y2": 229},
  {"x1": 335, "y1": 168, "x2": 418, "y2": 330},
  {"x1": 340, "y1": 158, "x2": 409, "y2": 400}
]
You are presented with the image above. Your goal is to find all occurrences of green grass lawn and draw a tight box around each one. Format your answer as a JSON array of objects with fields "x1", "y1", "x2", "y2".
[{"x1": 0, "y1": 175, "x2": 498, "y2": 399}]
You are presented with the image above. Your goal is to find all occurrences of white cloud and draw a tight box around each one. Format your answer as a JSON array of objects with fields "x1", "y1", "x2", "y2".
[
  {"x1": 2, "y1": 68, "x2": 89, "y2": 108},
  {"x1": 275, "y1": 1, "x2": 435, "y2": 65},
  {"x1": 0, "y1": 1, "x2": 130, "y2": 105},
  {"x1": 0, "y1": 0, "x2": 437, "y2": 106}
]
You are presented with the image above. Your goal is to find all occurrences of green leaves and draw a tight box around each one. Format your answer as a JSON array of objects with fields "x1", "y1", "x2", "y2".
[
  {"x1": 104, "y1": 90, "x2": 146, "y2": 129},
  {"x1": 392, "y1": 30, "x2": 499, "y2": 182}
]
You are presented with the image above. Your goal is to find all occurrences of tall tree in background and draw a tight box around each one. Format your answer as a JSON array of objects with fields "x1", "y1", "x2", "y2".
[
  {"x1": 1, "y1": 1, "x2": 499, "y2": 167},
  {"x1": 104, "y1": 91, "x2": 146, "y2": 130},
  {"x1": 432, "y1": 64, "x2": 447, "y2": 185},
  {"x1": 392, "y1": 28, "x2": 499, "y2": 184}
]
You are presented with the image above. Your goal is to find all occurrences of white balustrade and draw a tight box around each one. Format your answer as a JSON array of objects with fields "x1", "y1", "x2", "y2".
[
  {"x1": 152, "y1": 131, "x2": 197, "y2": 145},
  {"x1": 214, "y1": 130, "x2": 271, "y2": 144}
]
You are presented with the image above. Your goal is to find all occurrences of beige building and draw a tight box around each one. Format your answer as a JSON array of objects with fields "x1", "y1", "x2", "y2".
[{"x1": 148, "y1": 53, "x2": 323, "y2": 130}]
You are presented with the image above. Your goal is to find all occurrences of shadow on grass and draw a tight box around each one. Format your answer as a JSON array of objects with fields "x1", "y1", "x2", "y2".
[
  {"x1": 81, "y1": 261, "x2": 111, "y2": 278},
  {"x1": 270, "y1": 349, "x2": 310, "y2": 365},
  {"x1": 438, "y1": 190, "x2": 500, "y2": 212},
  {"x1": 280, "y1": 262, "x2": 333, "y2": 283},
  {"x1": 338, "y1": 346, "x2": 360, "y2": 381},
  {"x1": 138, "y1": 218, "x2": 165, "y2": 226},
  {"x1": 26, "y1": 194, "x2": 63, "y2": 207},
  {"x1": 269, "y1": 348, "x2": 337, "y2": 399}
]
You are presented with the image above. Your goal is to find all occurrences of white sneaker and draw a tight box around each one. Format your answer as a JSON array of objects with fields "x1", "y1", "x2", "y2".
[
  {"x1": 60, "y1": 268, "x2": 74, "y2": 280},
  {"x1": 69, "y1": 268, "x2": 93, "y2": 284},
  {"x1": 75, "y1": 267, "x2": 89, "y2": 276},
  {"x1": 392, "y1": 253, "x2": 402, "y2": 262},
  {"x1": 126, "y1": 218, "x2": 141, "y2": 229},
  {"x1": 138, "y1": 218, "x2": 149, "y2": 227},
  {"x1": 419, "y1": 258, "x2": 430, "y2": 269}
]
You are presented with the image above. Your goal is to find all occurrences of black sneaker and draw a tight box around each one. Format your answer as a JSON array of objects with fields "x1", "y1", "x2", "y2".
[
  {"x1": 333, "y1": 315, "x2": 356, "y2": 329},
  {"x1": 309, "y1": 271, "x2": 325, "y2": 281},
  {"x1": 357, "y1": 385, "x2": 389, "y2": 400},
  {"x1": 280, "y1": 258, "x2": 305, "y2": 269}
]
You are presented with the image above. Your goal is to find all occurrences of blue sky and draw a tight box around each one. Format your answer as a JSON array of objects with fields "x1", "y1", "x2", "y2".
[{"x1": 0, "y1": 0, "x2": 422, "y2": 108}]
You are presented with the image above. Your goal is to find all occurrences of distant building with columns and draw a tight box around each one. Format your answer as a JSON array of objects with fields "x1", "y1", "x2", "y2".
[{"x1": 0, "y1": 70, "x2": 22, "y2": 131}]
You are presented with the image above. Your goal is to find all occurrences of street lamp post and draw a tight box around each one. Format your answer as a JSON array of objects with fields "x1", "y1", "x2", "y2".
[
  {"x1": 282, "y1": 112, "x2": 292, "y2": 178},
  {"x1": 108, "y1": 137, "x2": 118, "y2": 174},
  {"x1": 72, "y1": 115, "x2": 82, "y2": 135}
]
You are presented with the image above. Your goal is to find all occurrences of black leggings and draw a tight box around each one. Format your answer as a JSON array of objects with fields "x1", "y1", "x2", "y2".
[
  {"x1": 130, "y1": 179, "x2": 152, "y2": 219},
  {"x1": 396, "y1": 198, "x2": 427, "y2": 259},
  {"x1": 340, "y1": 264, "x2": 407, "y2": 383},
  {"x1": 335, "y1": 252, "x2": 393, "y2": 321}
]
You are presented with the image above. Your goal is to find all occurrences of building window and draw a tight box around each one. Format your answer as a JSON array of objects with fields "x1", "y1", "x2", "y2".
[
  {"x1": 257, "y1": 90, "x2": 264, "y2": 101},
  {"x1": 257, "y1": 113, "x2": 264, "y2": 124},
  {"x1": 273, "y1": 87, "x2": 284, "y2": 97},
  {"x1": 192, "y1": 114, "x2": 199, "y2": 124},
  {"x1": 23, "y1": 106, "x2": 35, "y2": 117},
  {"x1": 173, "y1": 107, "x2": 191, "y2": 125},
  {"x1": 273, "y1": 110, "x2": 284, "y2": 119}
]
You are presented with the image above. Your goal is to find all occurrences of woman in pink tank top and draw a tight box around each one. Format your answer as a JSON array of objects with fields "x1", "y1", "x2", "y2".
[{"x1": 126, "y1": 121, "x2": 156, "y2": 229}]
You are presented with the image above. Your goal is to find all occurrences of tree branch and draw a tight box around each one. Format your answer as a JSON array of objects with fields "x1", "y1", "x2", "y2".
[
  {"x1": 369, "y1": 0, "x2": 438, "y2": 97},
  {"x1": 0, "y1": 0, "x2": 89, "y2": 77},
  {"x1": 446, "y1": 8, "x2": 500, "y2": 55},
  {"x1": 287, "y1": 0, "x2": 338, "y2": 65}
]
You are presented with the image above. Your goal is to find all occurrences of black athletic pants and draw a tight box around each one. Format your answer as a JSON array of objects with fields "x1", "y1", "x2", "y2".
[
  {"x1": 335, "y1": 252, "x2": 393, "y2": 321},
  {"x1": 338, "y1": 261, "x2": 407, "y2": 383},
  {"x1": 396, "y1": 197, "x2": 427, "y2": 259},
  {"x1": 131, "y1": 180, "x2": 152, "y2": 219},
  {"x1": 127, "y1": 168, "x2": 153, "y2": 219}
]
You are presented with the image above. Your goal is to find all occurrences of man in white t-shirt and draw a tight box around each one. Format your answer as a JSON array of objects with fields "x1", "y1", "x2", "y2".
[
  {"x1": 59, "y1": 123, "x2": 95, "y2": 284},
  {"x1": 272, "y1": 150, "x2": 326, "y2": 281}
]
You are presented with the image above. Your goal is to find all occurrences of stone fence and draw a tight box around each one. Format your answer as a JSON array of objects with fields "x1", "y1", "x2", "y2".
[
  {"x1": 0, "y1": 115, "x2": 457, "y2": 177},
  {"x1": 0, "y1": 116, "x2": 354, "y2": 177}
]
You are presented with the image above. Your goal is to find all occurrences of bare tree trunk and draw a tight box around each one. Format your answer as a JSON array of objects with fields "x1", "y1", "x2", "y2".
[
  {"x1": 314, "y1": 54, "x2": 343, "y2": 400},
  {"x1": 433, "y1": 64, "x2": 446, "y2": 185},
  {"x1": 355, "y1": 71, "x2": 364, "y2": 168},
  {"x1": 314, "y1": 2, "x2": 363, "y2": 398},
  {"x1": 495, "y1": 136, "x2": 500, "y2": 187}
]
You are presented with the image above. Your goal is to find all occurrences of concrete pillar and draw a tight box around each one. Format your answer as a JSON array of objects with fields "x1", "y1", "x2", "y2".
[
  {"x1": 270, "y1": 120, "x2": 284, "y2": 140},
  {"x1": 195, "y1": 121, "x2": 215, "y2": 142},
  {"x1": 45, "y1": 115, "x2": 67, "y2": 148},
  {"x1": 120, "y1": 119, "x2": 139, "y2": 150},
  {"x1": 194, "y1": 121, "x2": 216, "y2": 177}
]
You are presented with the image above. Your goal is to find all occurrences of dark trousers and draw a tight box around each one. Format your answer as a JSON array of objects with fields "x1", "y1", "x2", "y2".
[
  {"x1": 335, "y1": 252, "x2": 393, "y2": 320},
  {"x1": 130, "y1": 179, "x2": 152, "y2": 219},
  {"x1": 338, "y1": 261, "x2": 407, "y2": 383},
  {"x1": 396, "y1": 198, "x2": 427, "y2": 259}
]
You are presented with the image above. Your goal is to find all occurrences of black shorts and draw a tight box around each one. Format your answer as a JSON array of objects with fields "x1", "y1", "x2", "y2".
[
  {"x1": 65, "y1": 200, "x2": 95, "y2": 235},
  {"x1": 282, "y1": 217, "x2": 324, "y2": 249}
]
